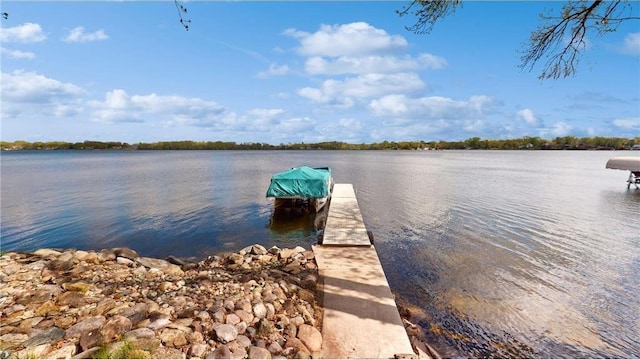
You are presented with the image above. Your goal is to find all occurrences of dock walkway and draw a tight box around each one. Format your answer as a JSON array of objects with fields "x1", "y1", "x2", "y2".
[{"x1": 313, "y1": 183, "x2": 415, "y2": 358}]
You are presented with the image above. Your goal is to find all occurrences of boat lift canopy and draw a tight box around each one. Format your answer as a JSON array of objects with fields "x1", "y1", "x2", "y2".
[
  {"x1": 606, "y1": 156, "x2": 640, "y2": 189},
  {"x1": 266, "y1": 166, "x2": 332, "y2": 199}
]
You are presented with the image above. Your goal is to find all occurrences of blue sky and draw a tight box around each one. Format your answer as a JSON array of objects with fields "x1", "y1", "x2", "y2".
[{"x1": 1, "y1": 1, "x2": 639, "y2": 144}]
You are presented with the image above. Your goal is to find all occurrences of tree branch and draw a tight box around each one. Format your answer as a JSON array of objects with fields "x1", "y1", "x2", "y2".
[
  {"x1": 174, "y1": 0, "x2": 191, "y2": 31},
  {"x1": 520, "y1": 0, "x2": 636, "y2": 79},
  {"x1": 397, "y1": 0, "x2": 462, "y2": 35}
]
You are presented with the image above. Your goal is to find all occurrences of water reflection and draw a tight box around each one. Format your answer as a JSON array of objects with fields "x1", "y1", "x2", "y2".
[{"x1": 2, "y1": 150, "x2": 639, "y2": 358}]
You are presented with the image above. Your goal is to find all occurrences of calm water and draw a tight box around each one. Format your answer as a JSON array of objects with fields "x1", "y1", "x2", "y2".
[{"x1": 1, "y1": 150, "x2": 639, "y2": 358}]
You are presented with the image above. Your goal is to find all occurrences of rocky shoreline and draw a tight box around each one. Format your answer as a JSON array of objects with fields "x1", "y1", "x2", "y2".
[{"x1": 0, "y1": 245, "x2": 435, "y2": 359}]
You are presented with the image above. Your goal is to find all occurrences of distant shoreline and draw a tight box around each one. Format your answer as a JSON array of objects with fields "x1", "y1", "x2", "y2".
[{"x1": 2, "y1": 136, "x2": 639, "y2": 151}]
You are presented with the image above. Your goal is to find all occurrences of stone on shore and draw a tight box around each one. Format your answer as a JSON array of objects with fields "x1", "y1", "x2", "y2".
[{"x1": 0, "y1": 245, "x2": 324, "y2": 359}]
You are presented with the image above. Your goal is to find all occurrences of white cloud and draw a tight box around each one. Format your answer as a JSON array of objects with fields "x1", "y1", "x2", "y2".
[
  {"x1": 338, "y1": 118, "x2": 362, "y2": 130},
  {"x1": 369, "y1": 94, "x2": 496, "y2": 120},
  {"x1": 298, "y1": 73, "x2": 425, "y2": 107},
  {"x1": 0, "y1": 23, "x2": 46, "y2": 43},
  {"x1": 305, "y1": 53, "x2": 447, "y2": 75},
  {"x1": 257, "y1": 63, "x2": 289, "y2": 78},
  {"x1": 612, "y1": 117, "x2": 640, "y2": 130},
  {"x1": 516, "y1": 108, "x2": 543, "y2": 127},
  {"x1": 549, "y1": 122, "x2": 573, "y2": 136},
  {"x1": 285, "y1": 22, "x2": 408, "y2": 57},
  {"x1": 64, "y1": 26, "x2": 108, "y2": 43},
  {"x1": 247, "y1": 108, "x2": 286, "y2": 128},
  {"x1": 0, "y1": 70, "x2": 85, "y2": 119},
  {"x1": 88, "y1": 89, "x2": 227, "y2": 125},
  {"x1": 274, "y1": 117, "x2": 317, "y2": 133},
  {"x1": 1, "y1": 70, "x2": 84, "y2": 103},
  {"x1": 1, "y1": 47, "x2": 35, "y2": 59},
  {"x1": 622, "y1": 32, "x2": 640, "y2": 56}
]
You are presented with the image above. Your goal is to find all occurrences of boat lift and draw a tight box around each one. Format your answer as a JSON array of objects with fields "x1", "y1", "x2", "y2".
[{"x1": 606, "y1": 157, "x2": 640, "y2": 189}]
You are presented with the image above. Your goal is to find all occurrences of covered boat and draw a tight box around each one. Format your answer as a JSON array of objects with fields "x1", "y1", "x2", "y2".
[
  {"x1": 606, "y1": 156, "x2": 640, "y2": 189},
  {"x1": 266, "y1": 166, "x2": 333, "y2": 212}
]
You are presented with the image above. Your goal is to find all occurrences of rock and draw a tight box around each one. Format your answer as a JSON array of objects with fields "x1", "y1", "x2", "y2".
[
  {"x1": 249, "y1": 346, "x2": 272, "y2": 359},
  {"x1": 251, "y1": 245, "x2": 268, "y2": 256},
  {"x1": 22, "y1": 327, "x2": 64, "y2": 347},
  {"x1": 207, "y1": 344, "x2": 231, "y2": 359},
  {"x1": 283, "y1": 261, "x2": 302, "y2": 274},
  {"x1": 160, "y1": 328, "x2": 188, "y2": 347},
  {"x1": 188, "y1": 331, "x2": 204, "y2": 344},
  {"x1": 235, "y1": 299, "x2": 252, "y2": 313},
  {"x1": 33, "y1": 248, "x2": 62, "y2": 257},
  {"x1": 297, "y1": 289, "x2": 315, "y2": 304},
  {"x1": 55, "y1": 291, "x2": 85, "y2": 306},
  {"x1": 101, "y1": 315, "x2": 132, "y2": 342},
  {"x1": 234, "y1": 321, "x2": 248, "y2": 335},
  {"x1": 278, "y1": 246, "x2": 304, "y2": 260},
  {"x1": 124, "y1": 328, "x2": 156, "y2": 340},
  {"x1": 98, "y1": 249, "x2": 116, "y2": 262},
  {"x1": 256, "y1": 319, "x2": 274, "y2": 338},
  {"x1": 120, "y1": 302, "x2": 148, "y2": 325},
  {"x1": 235, "y1": 309, "x2": 253, "y2": 324},
  {"x1": 253, "y1": 302, "x2": 267, "y2": 319},
  {"x1": 284, "y1": 338, "x2": 309, "y2": 354},
  {"x1": 294, "y1": 350, "x2": 310, "y2": 359},
  {"x1": 189, "y1": 343, "x2": 209, "y2": 358},
  {"x1": 236, "y1": 335, "x2": 252, "y2": 349},
  {"x1": 53, "y1": 315, "x2": 76, "y2": 329},
  {"x1": 164, "y1": 264, "x2": 184, "y2": 277},
  {"x1": 36, "y1": 300, "x2": 60, "y2": 316},
  {"x1": 265, "y1": 303, "x2": 276, "y2": 320},
  {"x1": 300, "y1": 274, "x2": 317, "y2": 291},
  {"x1": 228, "y1": 253, "x2": 244, "y2": 265},
  {"x1": 124, "y1": 329, "x2": 161, "y2": 353},
  {"x1": 290, "y1": 316, "x2": 304, "y2": 327},
  {"x1": 226, "y1": 313, "x2": 240, "y2": 325},
  {"x1": 0, "y1": 333, "x2": 28, "y2": 349},
  {"x1": 148, "y1": 317, "x2": 171, "y2": 330},
  {"x1": 0, "y1": 245, "x2": 322, "y2": 360},
  {"x1": 18, "y1": 317, "x2": 45, "y2": 332},
  {"x1": 165, "y1": 255, "x2": 187, "y2": 267},
  {"x1": 72, "y1": 346, "x2": 101, "y2": 359},
  {"x1": 47, "y1": 344, "x2": 78, "y2": 358},
  {"x1": 62, "y1": 281, "x2": 93, "y2": 293},
  {"x1": 152, "y1": 346, "x2": 186, "y2": 359},
  {"x1": 56, "y1": 251, "x2": 74, "y2": 263},
  {"x1": 73, "y1": 250, "x2": 90, "y2": 261},
  {"x1": 65, "y1": 315, "x2": 105, "y2": 339},
  {"x1": 268, "y1": 341, "x2": 283, "y2": 355},
  {"x1": 116, "y1": 257, "x2": 135, "y2": 266},
  {"x1": 296, "y1": 324, "x2": 322, "y2": 352},
  {"x1": 214, "y1": 324, "x2": 238, "y2": 343},
  {"x1": 79, "y1": 330, "x2": 103, "y2": 351},
  {"x1": 48, "y1": 258, "x2": 74, "y2": 271},
  {"x1": 113, "y1": 247, "x2": 139, "y2": 260},
  {"x1": 32, "y1": 285, "x2": 63, "y2": 303}
]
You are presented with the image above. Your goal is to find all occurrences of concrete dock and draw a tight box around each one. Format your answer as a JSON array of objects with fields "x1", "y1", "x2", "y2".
[{"x1": 313, "y1": 183, "x2": 415, "y2": 358}]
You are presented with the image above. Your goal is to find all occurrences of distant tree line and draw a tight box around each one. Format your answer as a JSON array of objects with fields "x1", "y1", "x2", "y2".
[
  {"x1": 2, "y1": 136, "x2": 639, "y2": 151},
  {"x1": 0, "y1": 140, "x2": 132, "y2": 150}
]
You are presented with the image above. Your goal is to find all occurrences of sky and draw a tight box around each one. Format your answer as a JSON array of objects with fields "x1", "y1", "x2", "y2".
[{"x1": 1, "y1": 1, "x2": 639, "y2": 144}]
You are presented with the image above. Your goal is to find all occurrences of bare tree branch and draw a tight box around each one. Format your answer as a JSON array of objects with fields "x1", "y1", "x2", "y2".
[
  {"x1": 174, "y1": 0, "x2": 191, "y2": 31},
  {"x1": 520, "y1": 0, "x2": 635, "y2": 79},
  {"x1": 399, "y1": 0, "x2": 639, "y2": 80},
  {"x1": 397, "y1": 0, "x2": 462, "y2": 34}
]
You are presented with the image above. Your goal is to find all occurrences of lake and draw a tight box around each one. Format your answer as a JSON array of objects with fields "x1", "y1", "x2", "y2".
[{"x1": 1, "y1": 150, "x2": 638, "y2": 358}]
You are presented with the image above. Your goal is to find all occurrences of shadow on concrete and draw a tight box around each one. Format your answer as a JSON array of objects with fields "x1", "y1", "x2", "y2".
[{"x1": 320, "y1": 273, "x2": 403, "y2": 325}]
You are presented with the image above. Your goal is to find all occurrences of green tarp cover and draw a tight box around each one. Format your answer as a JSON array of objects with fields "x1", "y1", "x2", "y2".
[{"x1": 266, "y1": 166, "x2": 331, "y2": 198}]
